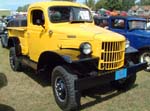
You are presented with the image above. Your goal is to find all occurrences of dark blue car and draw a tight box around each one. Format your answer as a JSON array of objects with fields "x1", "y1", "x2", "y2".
[{"x1": 94, "y1": 16, "x2": 150, "y2": 71}]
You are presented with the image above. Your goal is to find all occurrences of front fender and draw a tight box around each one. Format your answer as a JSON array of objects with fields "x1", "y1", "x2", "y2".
[
  {"x1": 138, "y1": 45, "x2": 150, "y2": 51},
  {"x1": 37, "y1": 49, "x2": 99, "y2": 71},
  {"x1": 125, "y1": 46, "x2": 139, "y2": 64},
  {"x1": 54, "y1": 49, "x2": 99, "y2": 63}
]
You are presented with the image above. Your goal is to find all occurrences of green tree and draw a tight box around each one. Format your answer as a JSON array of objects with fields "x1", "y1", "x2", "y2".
[
  {"x1": 85, "y1": 0, "x2": 96, "y2": 10},
  {"x1": 52, "y1": 0, "x2": 76, "y2": 1},
  {"x1": 17, "y1": 4, "x2": 29, "y2": 12},
  {"x1": 140, "y1": 0, "x2": 150, "y2": 5},
  {"x1": 105, "y1": 0, "x2": 122, "y2": 10},
  {"x1": 95, "y1": 0, "x2": 135, "y2": 11},
  {"x1": 95, "y1": 0, "x2": 107, "y2": 10},
  {"x1": 94, "y1": 0, "x2": 122, "y2": 10},
  {"x1": 122, "y1": 0, "x2": 135, "y2": 11}
]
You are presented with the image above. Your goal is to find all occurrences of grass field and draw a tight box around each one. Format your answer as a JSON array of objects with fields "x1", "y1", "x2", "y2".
[{"x1": 0, "y1": 45, "x2": 150, "y2": 111}]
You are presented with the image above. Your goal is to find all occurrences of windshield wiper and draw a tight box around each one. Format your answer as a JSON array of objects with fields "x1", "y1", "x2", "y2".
[
  {"x1": 69, "y1": 19, "x2": 93, "y2": 23},
  {"x1": 70, "y1": 20, "x2": 85, "y2": 23}
]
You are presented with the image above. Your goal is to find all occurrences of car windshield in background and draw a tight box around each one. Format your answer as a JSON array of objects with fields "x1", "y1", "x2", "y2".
[
  {"x1": 49, "y1": 6, "x2": 92, "y2": 23},
  {"x1": 128, "y1": 20, "x2": 146, "y2": 30}
]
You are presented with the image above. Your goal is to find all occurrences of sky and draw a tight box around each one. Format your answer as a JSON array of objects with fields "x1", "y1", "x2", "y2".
[
  {"x1": 0, "y1": 0, "x2": 85, "y2": 10},
  {"x1": 0, "y1": 0, "x2": 140, "y2": 11}
]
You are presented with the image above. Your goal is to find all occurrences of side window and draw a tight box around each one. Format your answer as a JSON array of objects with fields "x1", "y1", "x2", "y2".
[
  {"x1": 112, "y1": 19, "x2": 125, "y2": 29},
  {"x1": 21, "y1": 20, "x2": 27, "y2": 26},
  {"x1": 31, "y1": 10, "x2": 45, "y2": 25},
  {"x1": 99, "y1": 19, "x2": 109, "y2": 28}
]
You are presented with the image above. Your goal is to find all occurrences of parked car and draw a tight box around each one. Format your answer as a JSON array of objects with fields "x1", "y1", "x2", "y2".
[
  {"x1": 0, "y1": 19, "x2": 6, "y2": 35},
  {"x1": 0, "y1": 17, "x2": 27, "y2": 48},
  {"x1": 94, "y1": 16, "x2": 150, "y2": 71}
]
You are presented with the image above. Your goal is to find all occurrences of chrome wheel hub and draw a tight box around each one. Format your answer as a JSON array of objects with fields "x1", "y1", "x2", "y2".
[
  {"x1": 140, "y1": 52, "x2": 150, "y2": 70},
  {"x1": 55, "y1": 77, "x2": 66, "y2": 102}
]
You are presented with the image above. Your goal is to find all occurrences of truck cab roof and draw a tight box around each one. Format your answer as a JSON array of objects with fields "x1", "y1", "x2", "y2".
[
  {"x1": 29, "y1": 1, "x2": 89, "y2": 9},
  {"x1": 109, "y1": 16, "x2": 146, "y2": 21}
]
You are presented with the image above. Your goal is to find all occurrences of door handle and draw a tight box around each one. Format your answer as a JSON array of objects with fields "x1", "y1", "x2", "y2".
[
  {"x1": 27, "y1": 32, "x2": 30, "y2": 37},
  {"x1": 49, "y1": 30, "x2": 53, "y2": 36}
]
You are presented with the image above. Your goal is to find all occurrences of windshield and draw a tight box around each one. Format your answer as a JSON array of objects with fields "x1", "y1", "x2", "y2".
[
  {"x1": 128, "y1": 20, "x2": 146, "y2": 30},
  {"x1": 49, "y1": 6, "x2": 92, "y2": 23}
]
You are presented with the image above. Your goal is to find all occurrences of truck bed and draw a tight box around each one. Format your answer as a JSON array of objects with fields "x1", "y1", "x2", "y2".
[{"x1": 7, "y1": 27, "x2": 27, "y2": 37}]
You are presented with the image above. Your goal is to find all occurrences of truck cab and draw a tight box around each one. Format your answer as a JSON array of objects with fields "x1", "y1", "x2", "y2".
[{"x1": 7, "y1": 2, "x2": 147, "y2": 110}]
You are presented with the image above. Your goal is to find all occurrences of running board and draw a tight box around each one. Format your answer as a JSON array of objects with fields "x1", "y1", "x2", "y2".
[{"x1": 21, "y1": 57, "x2": 37, "y2": 70}]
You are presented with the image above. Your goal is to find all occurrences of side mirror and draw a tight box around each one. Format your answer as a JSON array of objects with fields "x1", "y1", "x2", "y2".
[{"x1": 36, "y1": 19, "x2": 45, "y2": 29}]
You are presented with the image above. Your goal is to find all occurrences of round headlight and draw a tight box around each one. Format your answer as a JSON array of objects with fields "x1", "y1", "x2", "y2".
[
  {"x1": 126, "y1": 39, "x2": 130, "y2": 48},
  {"x1": 80, "y1": 43, "x2": 92, "y2": 55}
]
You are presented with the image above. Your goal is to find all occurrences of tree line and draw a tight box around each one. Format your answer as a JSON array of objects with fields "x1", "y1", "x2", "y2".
[{"x1": 17, "y1": 0, "x2": 150, "y2": 12}]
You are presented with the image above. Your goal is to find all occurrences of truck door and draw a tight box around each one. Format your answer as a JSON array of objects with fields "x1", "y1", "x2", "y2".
[
  {"x1": 109, "y1": 18, "x2": 126, "y2": 37},
  {"x1": 27, "y1": 9, "x2": 46, "y2": 61}
]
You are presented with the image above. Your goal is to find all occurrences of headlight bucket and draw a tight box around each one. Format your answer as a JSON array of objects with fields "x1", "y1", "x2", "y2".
[
  {"x1": 80, "y1": 42, "x2": 92, "y2": 55},
  {"x1": 126, "y1": 39, "x2": 130, "y2": 48}
]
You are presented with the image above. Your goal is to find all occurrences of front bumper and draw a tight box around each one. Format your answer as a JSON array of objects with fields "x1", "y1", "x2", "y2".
[{"x1": 75, "y1": 62, "x2": 147, "y2": 91}]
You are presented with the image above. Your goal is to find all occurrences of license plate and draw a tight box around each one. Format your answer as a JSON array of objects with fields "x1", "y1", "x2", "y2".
[{"x1": 115, "y1": 68, "x2": 127, "y2": 80}]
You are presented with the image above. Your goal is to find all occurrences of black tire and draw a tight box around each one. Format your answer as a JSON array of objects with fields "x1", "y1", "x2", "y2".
[
  {"x1": 0, "y1": 38, "x2": 5, "y2": 48},
  {"x1": 111, "y1": 74, "x2": 136, "y2": 91},
  {"x1": 52, "y1": 66, "x2": 80, "y2": 111},
  {"x1": 9, "y1": 47, "x2": 22, "y2": 71},
  {"x1": 140, "y1": 50, "x2": 150, "y2": 72},
  {"x1": 0, "y1": 34, "x2": 7, "y2": 48}
]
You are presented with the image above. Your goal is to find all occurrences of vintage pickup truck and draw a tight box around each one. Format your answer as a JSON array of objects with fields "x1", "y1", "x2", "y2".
[
  {"x1": 94, "y1": 16, "x2": 150, "y2": 71},
  {"x1": 7, "y1": 2, "x2": 147, "y2": 110}
]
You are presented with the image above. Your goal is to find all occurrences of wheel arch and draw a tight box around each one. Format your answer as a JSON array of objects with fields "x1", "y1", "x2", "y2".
[
  {"x1": 37, "y1": 51, "x2": 69, "y2": 75},
  {"x1": 8, "y1": 37, "x2": 21, "y2": 56},
  {"x1": 8, "y1": 37, "x2": 20, "y2": 48},
  {"x1": 138, "y1": 46, "x2": 150, "y2": 51}
]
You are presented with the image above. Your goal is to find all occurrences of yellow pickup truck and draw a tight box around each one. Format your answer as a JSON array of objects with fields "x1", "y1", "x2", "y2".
[{"x1": 7, "y1": 1, "x2": 147, "y2": 110}]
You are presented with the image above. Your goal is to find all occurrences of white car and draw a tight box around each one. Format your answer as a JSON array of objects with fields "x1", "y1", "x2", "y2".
[{"x1": 0, "y1": 20, "x2": 6, "y2": 34}]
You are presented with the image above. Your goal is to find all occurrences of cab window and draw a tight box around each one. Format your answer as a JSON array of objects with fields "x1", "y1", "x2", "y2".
[{"x1": 112, "y1": 19, "x2": 125, "y2": 29}]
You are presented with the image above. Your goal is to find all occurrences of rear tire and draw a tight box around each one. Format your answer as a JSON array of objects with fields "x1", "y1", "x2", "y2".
[
  {"x1": 52, "y1": 66, "x2": 80, "y2": 111},
  {"x1": 111, "y1": 74, "x2": 136, "y2": 91},
  {"x1": 9, "y1": 47, "x2": 22, "y2": 71},
  {"x1": 0, "y1": 37, "x2": 5, "y2": 48}
]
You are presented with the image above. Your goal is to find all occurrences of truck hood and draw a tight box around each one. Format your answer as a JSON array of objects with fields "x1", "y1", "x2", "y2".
[
  {"x1": 130, "y1": 30, "x2": 150, "y2": 38},
  {"x1": 52, "y1": 23, "x2": 125, "y2": 41}
]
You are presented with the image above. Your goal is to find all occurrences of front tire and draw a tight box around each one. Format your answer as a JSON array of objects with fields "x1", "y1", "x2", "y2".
[
  {"x1": 111, "y1": 74, "x2": 136, "y2": 91},
  {"x1": 140, "y1": 50, "x2": 150, "y2": 72},
  {"x1": 9, "y1": 47, "x2": 22, "y2": 71},
  {"x1": 52, "y1": 66, "x2": 80, "y2": 111}
]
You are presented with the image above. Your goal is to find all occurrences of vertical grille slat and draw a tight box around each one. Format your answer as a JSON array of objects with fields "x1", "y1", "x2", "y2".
[{"x1": 100, "y1": 41, "x2": 125, "y2": 70}]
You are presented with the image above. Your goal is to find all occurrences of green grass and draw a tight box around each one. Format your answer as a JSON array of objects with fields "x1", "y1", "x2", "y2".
[{"x1": 0, "y1": 46, "x2": 150, "y2": 111}]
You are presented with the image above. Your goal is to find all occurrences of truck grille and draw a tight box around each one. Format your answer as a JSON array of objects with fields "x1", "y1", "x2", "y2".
[{"x1": 99, "y1": 41, "x2": 125, "y2": 70}]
